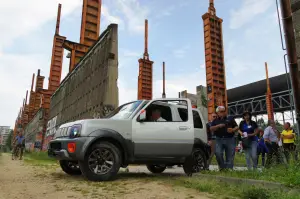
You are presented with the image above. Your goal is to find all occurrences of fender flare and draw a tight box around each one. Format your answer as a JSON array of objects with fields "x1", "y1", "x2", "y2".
[{"x1": 79, "y1": 129, "x2": 132, "y2": 164}]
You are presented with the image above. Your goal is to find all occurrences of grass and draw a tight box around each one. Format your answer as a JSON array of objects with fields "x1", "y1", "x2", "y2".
[
  {"x1": 23, "y1": 151, "x2": 57, "y2": 166},
  {"x1": 203, "y1": 162, "x2": 300, "y2": 188},
  {"x1": 211, "y1": 152, "x2": 246, "y2": 166},
  {"x1": 170, "y1": 177, "x2": 300, "y2": 199}
]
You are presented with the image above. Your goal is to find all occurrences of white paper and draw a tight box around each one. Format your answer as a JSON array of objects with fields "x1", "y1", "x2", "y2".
[{"x1": 243, "y1": 132, "x2": 248, "y2": 138}]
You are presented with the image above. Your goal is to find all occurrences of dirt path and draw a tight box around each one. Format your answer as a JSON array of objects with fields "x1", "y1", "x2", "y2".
[{"x1": 0, "y1": 154, "x2": 210, "y2": 199}]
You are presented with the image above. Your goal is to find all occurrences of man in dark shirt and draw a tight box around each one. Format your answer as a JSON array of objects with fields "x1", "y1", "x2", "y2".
[{"x1": 210, "y1": 106, "x2": 239, "y2": 170}]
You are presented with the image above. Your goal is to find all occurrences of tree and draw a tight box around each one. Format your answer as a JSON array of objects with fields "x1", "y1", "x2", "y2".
[
  {"x1": 201, "y1": 89, "x2": 207, "y2": 108},
  {"x1": 5, "y1": 130, "x2": 13, "y2": 150},
  {"x1": 257, "y1": 118, "x2": 266, "y2": 128}
]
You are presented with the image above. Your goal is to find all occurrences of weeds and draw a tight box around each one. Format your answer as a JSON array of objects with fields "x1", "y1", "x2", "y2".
[
  {"x1": 172, "y1": 177, "x2": 299, "y2": 199},
  {"x1": 24, "y1": 151, "x2": 57, "y2": 166},
  {"x1": 203, "y1": 162, "x2": 300, "y2": 188}
]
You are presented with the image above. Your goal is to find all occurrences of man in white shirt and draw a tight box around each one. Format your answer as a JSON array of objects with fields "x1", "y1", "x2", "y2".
[{"x1": 151, "y1": 109, "x2": 166, "y2": 122}]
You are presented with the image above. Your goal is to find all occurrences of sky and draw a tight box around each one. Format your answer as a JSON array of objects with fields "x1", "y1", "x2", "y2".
[{"x1": 0, "y1": 0, "x2": 288, "y2": 128}]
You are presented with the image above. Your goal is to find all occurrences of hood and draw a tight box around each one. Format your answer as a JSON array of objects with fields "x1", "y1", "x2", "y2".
[{"x1": 55, "y1": 118, "x2": 132, "y2": 138}]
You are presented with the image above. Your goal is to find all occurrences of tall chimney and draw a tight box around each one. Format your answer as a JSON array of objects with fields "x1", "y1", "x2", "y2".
[
  {"x1": 265, "y1": 62, "x2": 274, "y2": 120},
  {"x1": 25, "y1": 90, "x2": 28, "y2": 105},
  {"x1": 22, "y1": 98, "x2": 25, "y2": 112},
  {"x1": 144, "y1": 19, "x2": 149, "y2": 59},
  {"x1": 265, "y1": 62, "x2": 271, "y2": 92},
  {"x1": 31, "y1": 73, "x2": 35, "y2": 91},
  {"x1": 162, "y1": 62, "x2": 166, "y2": 98},
  {"x1": 56, "y1": 3, "x2": 62, "y2": 35}
]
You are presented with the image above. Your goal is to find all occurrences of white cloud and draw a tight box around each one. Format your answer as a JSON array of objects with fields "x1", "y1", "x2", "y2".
[
  {"x1": 0, "y1": 53, "x2": 49, "y2": 127},
  {"x1": 0, "y1": 0, "x2": 81, "y2": 50},
  {"x1": 118, "y1": 49, "x2": 140, "y2": 69},
  {"x1": 229, "y1": 0, "x2": 273, "y2": 29},
  {"x1": 118, "y1": 70, "x2": 206, "y2": 106},
  {"x1": 0, "y1": 0, "x2": 82, "y2": 128},
  {"x1": 172, "y1": 45, "x2": 190, "y2": 58},
  {"x1": 114, "y1": 0, "x2": 150, "y2": 34},
  {"x1": 101, "y1": 5, "x2": 124, "y2": 31}
]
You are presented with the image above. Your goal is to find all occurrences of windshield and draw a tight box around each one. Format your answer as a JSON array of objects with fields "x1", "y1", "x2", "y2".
[{"x1": 105, "y1": 100, "x2": 143, "y2": 119}]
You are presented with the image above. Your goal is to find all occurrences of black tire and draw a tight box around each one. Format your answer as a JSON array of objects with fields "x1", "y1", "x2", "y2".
[
  {"x1": 59, "y1": 160, "x2": 82, "y2": 175},
  {"x1": 79, "y1": 142, "x2": 121, "y2": 181},
  {"x1": 146, "y1": 164, "x2": 167, "y2": 173},
  {"x1": 183, "y1": 148, "x2": 207, "y2": 176}
]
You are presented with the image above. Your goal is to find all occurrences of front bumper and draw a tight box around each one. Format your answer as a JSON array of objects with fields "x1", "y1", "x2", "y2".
[{"x1": 47, "y1": 137, "x2": 88, "y2": 160}]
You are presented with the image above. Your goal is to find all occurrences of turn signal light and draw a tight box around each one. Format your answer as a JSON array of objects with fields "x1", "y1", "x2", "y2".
[{"x1": 67, "y1": 142, "x2": 76, "y2": 153}]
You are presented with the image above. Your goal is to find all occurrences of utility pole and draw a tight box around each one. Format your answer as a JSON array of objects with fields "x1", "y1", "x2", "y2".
[
  {"x1": 279, "y1": 0, "x2": 300, "y2": 132},
  {"x1": 162, "y1": 62, "x2": 166, "y2": 98}
]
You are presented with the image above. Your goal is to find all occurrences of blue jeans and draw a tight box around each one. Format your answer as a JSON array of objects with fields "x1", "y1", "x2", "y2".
[
  {"x1": 215, "y1": 137, "x2": 236, "y2": 169},
  {"x1": 245, "y1": 141, "x2": 258, "y2": 169}
]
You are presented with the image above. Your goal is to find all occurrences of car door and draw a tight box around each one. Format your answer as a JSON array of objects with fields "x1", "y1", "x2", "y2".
[{"x1": 132, "y1": 100, "x2": 194, "y2": 158}]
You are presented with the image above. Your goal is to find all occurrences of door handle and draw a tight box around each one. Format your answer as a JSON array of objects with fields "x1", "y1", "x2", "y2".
[{"x1": 179, "y1": 126, "x2": 189, "y2": 130}]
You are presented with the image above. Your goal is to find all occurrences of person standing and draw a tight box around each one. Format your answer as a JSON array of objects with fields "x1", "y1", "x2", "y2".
[
  {"x1": 263, "y1": 120, "x2": 281, "y2": 168},
  {"x1": 257, "y1": 128, "x2": 268, "y2": 167},
  {"x1": 206, "y1": 112, "x2": 218, "y2": 167},
  {"x1": 14, "y1": 131, "x2": 25, "y2": 160},
  {"x1": 238, "y1": 111, "x2": 259, "y2": 170},
  {"x1": 281, "y1": 122, "x2": 296, "y2": 163},
  {"x1": 210, "y1": 106, "x2": 239, "y2": 170}
]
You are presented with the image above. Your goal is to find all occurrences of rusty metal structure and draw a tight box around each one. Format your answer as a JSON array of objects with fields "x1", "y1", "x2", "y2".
[
  {"x1": 265, "y1": 62, "x2": 274, "y2": 120},
  {"x1": 162, "y1": 62, "x2": 166, "y2": 98},
  {"x1": 63, "y1": 0, "x2": 102, "y2": 72},
  {"x1": 138, "y1": 19, "x2": 154, "y2": 100},
  {"x1": 47, "y1": 4, "x2": 66, "y2": 95},
  {"x1": 44, "y1": 24, "x2": 119, "y2": 149},
  {"x1": 202, "y1": 0, "x2": 227, "y2": 121},
  {"x1": 278, "y1": 0, "x2": 300, "y2": 130}
]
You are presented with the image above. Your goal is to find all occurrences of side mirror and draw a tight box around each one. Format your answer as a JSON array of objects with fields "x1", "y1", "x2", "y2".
[{"x1": 138, "y1": 110, "x2": 146, "y2": 122}]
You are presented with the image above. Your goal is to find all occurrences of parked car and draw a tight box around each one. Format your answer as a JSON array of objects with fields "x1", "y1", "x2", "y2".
[{"x1": 48, "y1": 98, "x2": 210, "y2": 181}]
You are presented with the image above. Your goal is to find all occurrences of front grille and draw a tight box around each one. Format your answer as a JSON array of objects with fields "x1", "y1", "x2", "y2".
[{"x1": 50, "y1": 142, "x2": 62, "y2": 150}]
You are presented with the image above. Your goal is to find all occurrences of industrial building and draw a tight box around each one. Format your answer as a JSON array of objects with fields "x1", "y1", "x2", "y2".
[{"x1": 0, "y1": 126, "x2": 11, "y2": 147}]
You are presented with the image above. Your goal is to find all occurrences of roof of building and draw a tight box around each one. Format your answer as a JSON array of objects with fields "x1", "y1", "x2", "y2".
[{"x1": 227, "y1": 73, "x2": 291, "y2": 103}]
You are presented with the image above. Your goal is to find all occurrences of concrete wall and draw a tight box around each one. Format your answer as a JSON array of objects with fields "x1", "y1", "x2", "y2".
[
  {"x1": 45, "y1": 24, "x2": 119, "y2": 145},
  {"x1": 24, "y1": 108, "x2": 44, "y2": 151}
]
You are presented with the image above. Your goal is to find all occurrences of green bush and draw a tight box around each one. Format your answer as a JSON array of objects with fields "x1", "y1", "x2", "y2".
[{"x1": 240, "y1": 187, "x2": 271, "y2": 199}]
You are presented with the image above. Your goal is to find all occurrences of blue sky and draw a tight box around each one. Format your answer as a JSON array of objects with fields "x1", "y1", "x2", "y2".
[{"x1": 0, "y1": 0, "x2": 287, "y2": 127}]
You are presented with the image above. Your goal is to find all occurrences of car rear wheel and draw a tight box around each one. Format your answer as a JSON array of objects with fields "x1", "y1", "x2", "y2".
[
  {"x1": 183, "y1": 148, "x2": 207, "y2": 176},
  {"x1": 79, "y1": 142, "x2": 121, "y2": 181},
  {"x1": 146, "y1": 164, "x2": 166, "y2": 173},
  {"x1": 59, "y1": 160, "x2": 82, "y2": 175}
]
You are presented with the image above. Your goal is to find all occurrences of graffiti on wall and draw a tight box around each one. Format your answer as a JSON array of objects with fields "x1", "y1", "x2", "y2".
[{"x1": 43, "y1": 116, "x2": 57, "y2": 150}]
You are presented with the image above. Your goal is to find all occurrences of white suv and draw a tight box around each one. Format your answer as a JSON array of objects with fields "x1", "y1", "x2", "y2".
[{"x1": 48, "y1": 98, "x2": 210, "y2": 181}]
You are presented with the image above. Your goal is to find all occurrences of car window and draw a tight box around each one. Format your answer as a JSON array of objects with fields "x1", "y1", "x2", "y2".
[
  {"x1": 193, "y1": 110, "x2": 203, "y2": 129},
  {"x1": 144, "y1": 104, "x2": 172, "y2": 121},
  {"x1": 177, "y1": 108, "x2": 188, "y2": 122}
]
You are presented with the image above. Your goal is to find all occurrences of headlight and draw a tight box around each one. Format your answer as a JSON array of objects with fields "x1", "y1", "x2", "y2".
[{"x1": 68, "y1": 125, "x2": 81, "y2": 138}]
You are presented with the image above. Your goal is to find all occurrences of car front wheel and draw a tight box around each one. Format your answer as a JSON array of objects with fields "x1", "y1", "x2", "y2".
[
  {"x1": 59, "y1": 160, "x2": 82, "y2": 175},
  {"x1": 146, "y1": 164, "x2": 166, "y2": 173},
  {"x1": 183, "y1": 148, "x2": 207, "y2": 176},
  {"x1": 79, "y1": 142, "x2": 121, "y2": 181}
]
